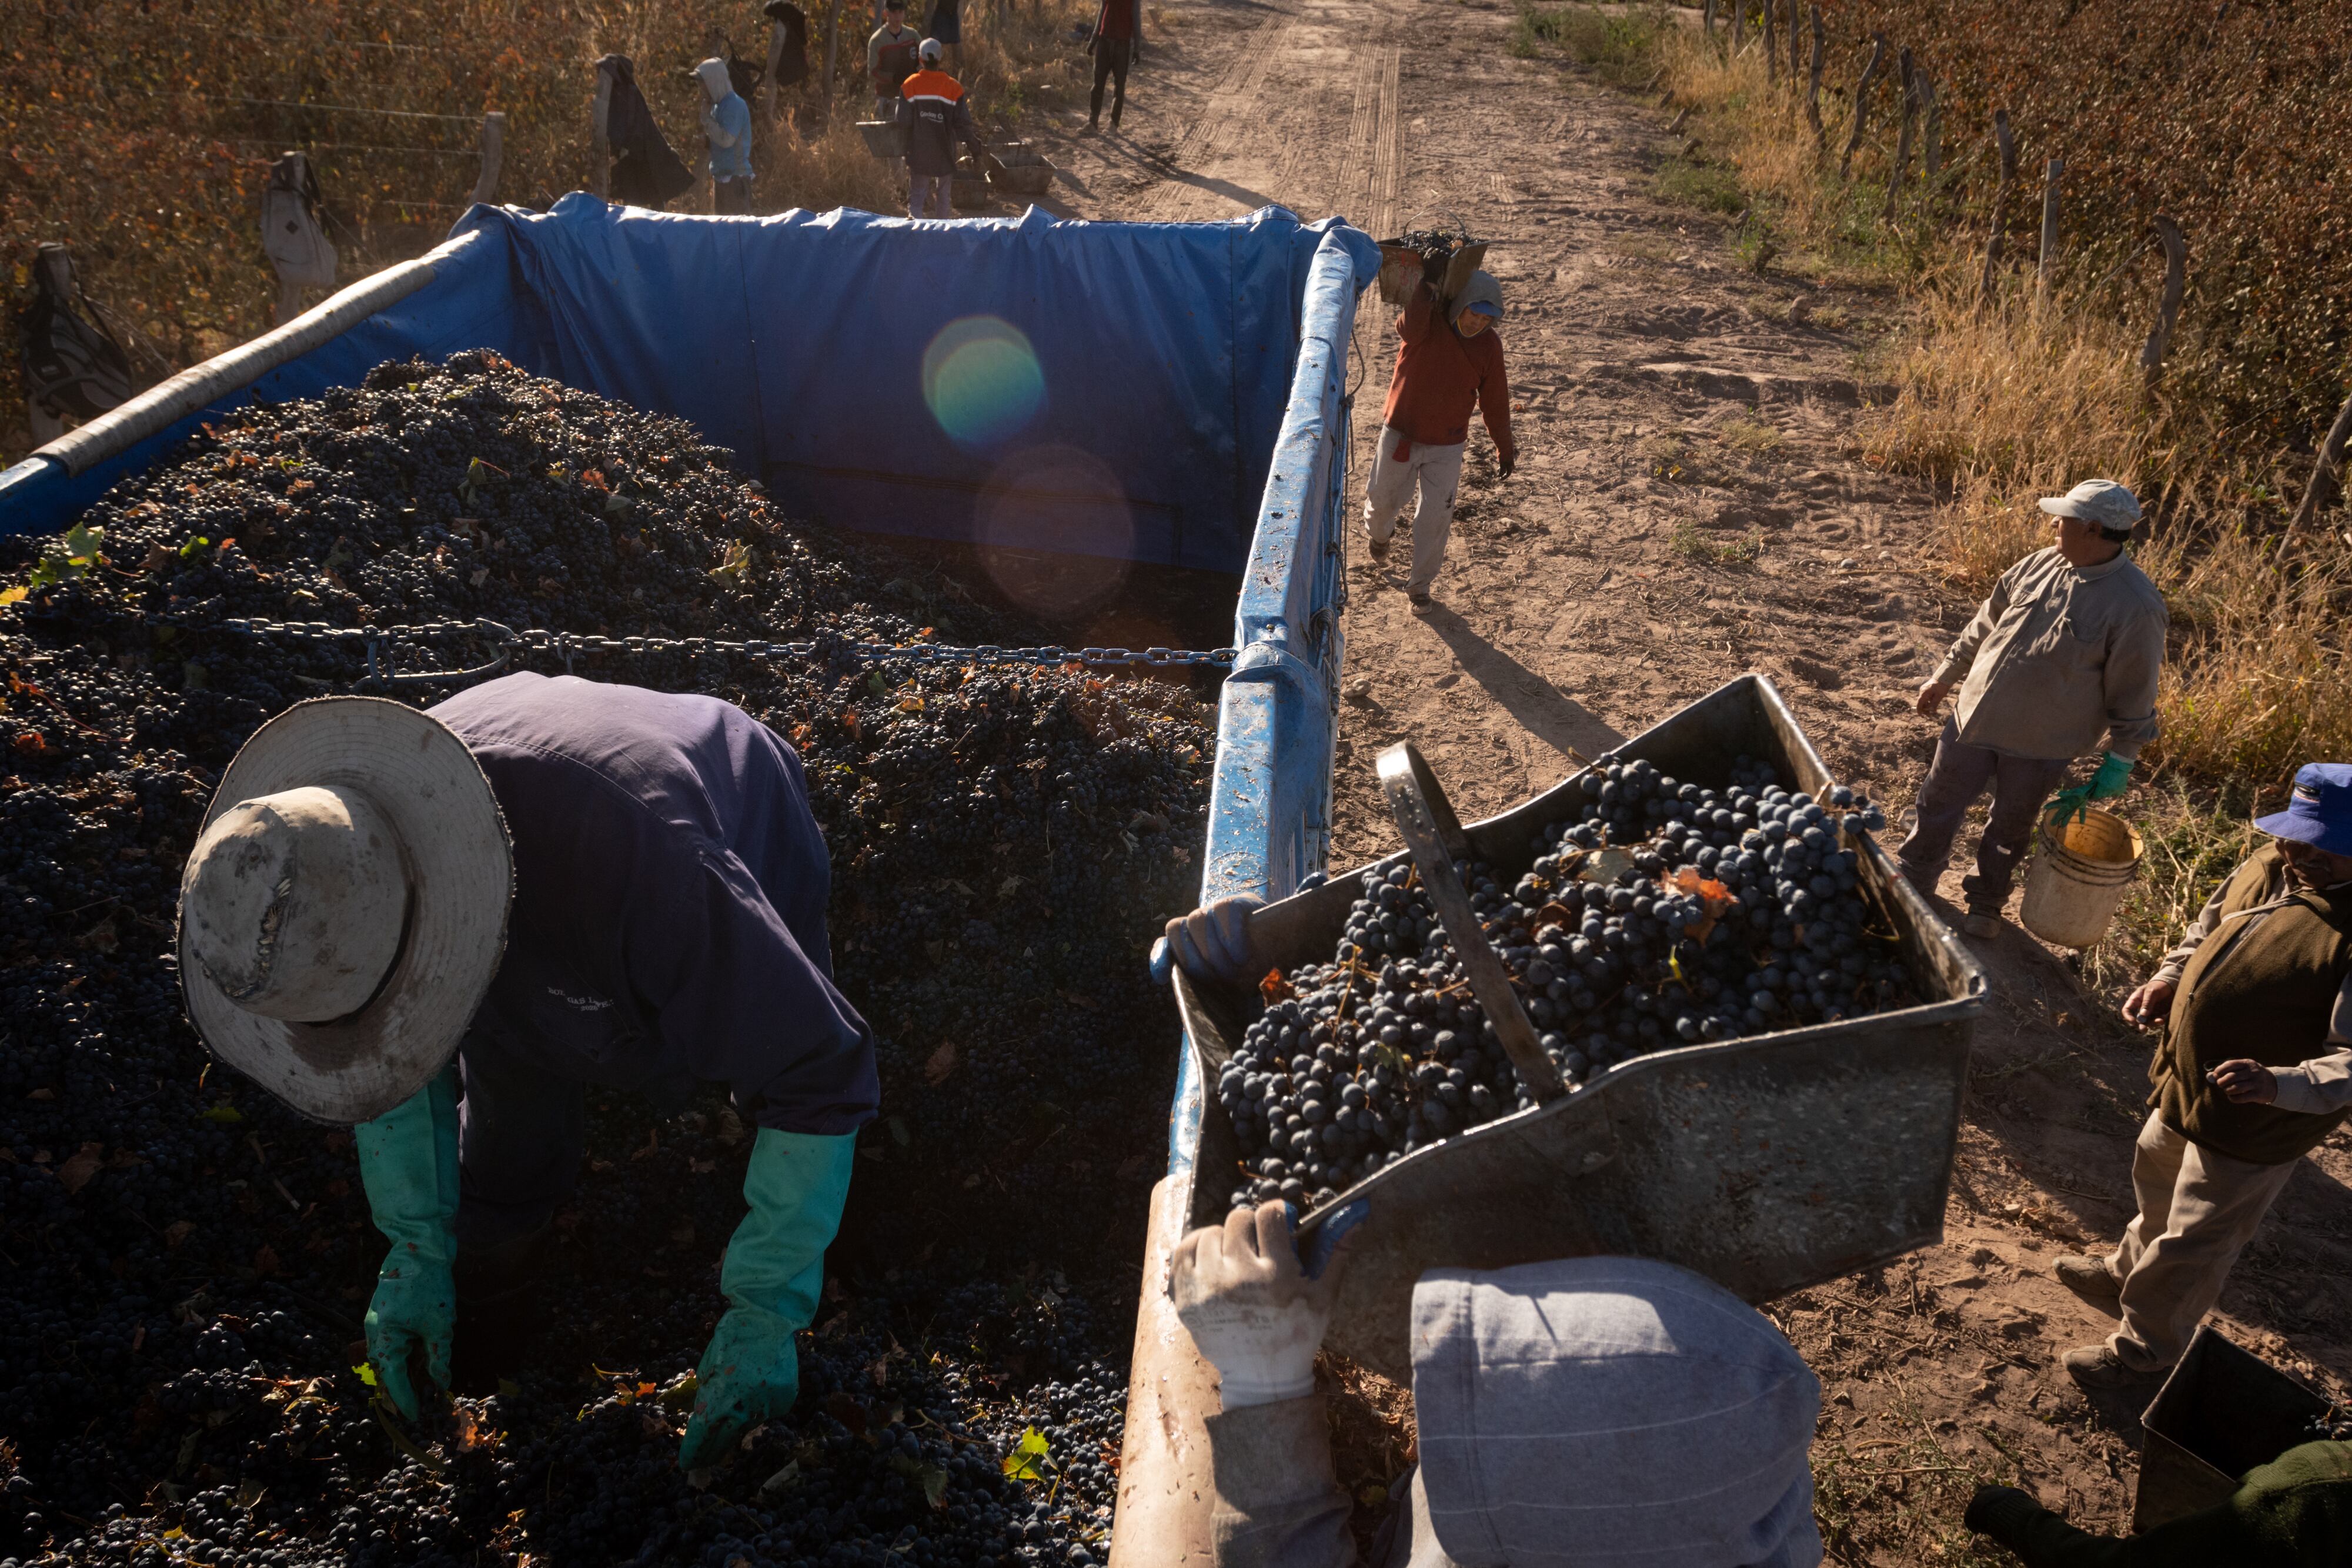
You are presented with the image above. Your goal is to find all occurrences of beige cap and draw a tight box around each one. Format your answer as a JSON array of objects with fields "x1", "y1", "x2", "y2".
[{"x1": 178, "y1": 697, "x2": 513, "y2": 1124}]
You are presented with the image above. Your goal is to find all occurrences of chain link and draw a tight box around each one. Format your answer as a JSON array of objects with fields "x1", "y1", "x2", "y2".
[{"x1": 200, "y1": 613, "x2": 1238, "y2": 687}]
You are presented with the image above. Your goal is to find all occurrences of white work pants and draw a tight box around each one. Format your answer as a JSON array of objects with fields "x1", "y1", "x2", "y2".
[
  {"x1": 1363, "y1": 426, "x2": 1464, "y2": 594},
  {"x1": 2103, "y1": 1110, "x2": 2298, "y2": 1370}
]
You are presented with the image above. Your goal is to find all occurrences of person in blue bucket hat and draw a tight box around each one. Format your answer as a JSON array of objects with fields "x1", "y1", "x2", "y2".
[{"x1": 2050, "y1": 763, "x2": 2352, "y2": 1394}]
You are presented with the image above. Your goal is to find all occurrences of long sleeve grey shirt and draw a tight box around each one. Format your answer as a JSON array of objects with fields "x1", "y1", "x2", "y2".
[
  {"x1": 1206, "y1": 1395, "x2": 1398, "y2": 1568},
  {"x1": 1929, "y1": 546, "x2": 2167, "y2": 762},
  {"x1": 2151, "y1": 867, "x2": 2352, "y2": 1115}
]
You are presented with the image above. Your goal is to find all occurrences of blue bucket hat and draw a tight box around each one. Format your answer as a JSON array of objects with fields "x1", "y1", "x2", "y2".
[{"x1": 2256, "y1": 764, "x2": 2352, "y2": 857}]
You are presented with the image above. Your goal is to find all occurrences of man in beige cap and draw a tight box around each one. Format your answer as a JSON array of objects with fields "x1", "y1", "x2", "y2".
[
  {"x1": 178, "y1": 673, "x2": 876, "y2": 1470},
  {"x1": 1898, "y1": 479, "x2": 2167, "y2": 938}
]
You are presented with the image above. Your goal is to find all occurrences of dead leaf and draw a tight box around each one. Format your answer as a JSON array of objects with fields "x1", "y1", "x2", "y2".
[
  {"x1": 924, "y1": 1041, "x2": 958, "y2": 1085},
  {"x1": 165, "y1": 1220, "x2": 195, "y2": 1249},
  {"x1": 253, "y1": 1245, "x2": 280, "y2": 1276},
  {"x1": 1258, "y1": 968, "x2": 1296, "y2": 1006},
  {"x1": 56, "y1": 1141, "x2": 105, "y2": 1194}
]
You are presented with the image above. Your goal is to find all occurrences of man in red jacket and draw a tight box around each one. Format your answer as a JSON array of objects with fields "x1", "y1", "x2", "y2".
[
  {"x1": 1364, "y1": 269, "x2": 1515, "y2": 608},
  {"x1": 1088, "y1": 0, "x2": 1138, "y2": 132}
]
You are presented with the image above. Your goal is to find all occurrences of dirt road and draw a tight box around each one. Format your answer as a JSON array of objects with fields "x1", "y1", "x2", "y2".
[{"x1": 1034, "y1": 2, "x2": 2352, "y2": 1556}]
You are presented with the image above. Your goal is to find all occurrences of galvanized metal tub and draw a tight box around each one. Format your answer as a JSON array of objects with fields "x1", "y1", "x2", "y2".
[{"x1": 1171, "y1": 672, "x2": 1986, "y2": 1383}]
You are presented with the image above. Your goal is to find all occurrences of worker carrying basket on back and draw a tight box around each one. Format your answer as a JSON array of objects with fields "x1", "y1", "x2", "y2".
[
  {"x1": 1899, "y1": 479, "x2": 2167, "y2": 940},
  {"x1": 1363, "y1": 261, "x2": 1516, "y2": 610},
  {"x1": 175, "y1": 674, "x2": 877, "y2": 1472}
]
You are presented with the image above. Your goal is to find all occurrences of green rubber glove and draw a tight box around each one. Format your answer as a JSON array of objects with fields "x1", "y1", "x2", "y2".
[
  {"x1": 355, "y1": 1066, "x2": 461, "y2": 1423},
  {"x1": 677, "y1": 1127, "x2": 855, "y2": 1470},
  {"x1": 2049, "y1": 751, "x2": 2133, "y2": 825}
]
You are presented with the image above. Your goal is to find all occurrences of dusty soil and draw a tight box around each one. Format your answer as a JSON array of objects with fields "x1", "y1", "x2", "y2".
[{"x1": 1028, "y1": 1, "x2": 2352, "y2": 1560}]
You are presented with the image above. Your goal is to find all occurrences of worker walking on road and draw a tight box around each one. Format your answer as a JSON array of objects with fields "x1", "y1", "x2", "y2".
[
  {"x1": 2050, "y1": 763, "x2": 2352, "y2": 1393},
  {"x1": 1171, "y1": 1202, "x2": 1825, "y2": 1567},
  {"x1": 897, "y1": 40, "x2": 992, "y2": 220},
  {"x1": 1899, "y1": 479, "x2": 2167, "y2": 938},
  {"x1": 868, "y1": 0, "x2": 923, "y2": 119},
  {"x1": 176, "y1": 675, "x2": 877, "y2": 1470},
  {"x1": 1087, "y1": 0, "x2": 1139, "y2": 132},
  {"x1": 1364, "y1": 270, "x2": 1515, "y2": 610},
  {"x1": 696, "y1": 58, "x2": 755, "y2": 214}
]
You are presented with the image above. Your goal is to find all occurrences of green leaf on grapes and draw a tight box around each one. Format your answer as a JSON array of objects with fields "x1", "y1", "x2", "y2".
[{"x1": 1001, "y1": 1425, "x2": 1051, "y2": 1482}]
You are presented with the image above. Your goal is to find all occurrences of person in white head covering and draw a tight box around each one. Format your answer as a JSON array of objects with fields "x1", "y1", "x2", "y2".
[
  {"x1": 1898, "y1": 478, "x2": 2167, "y2": 940},
  {"x1": 1171, "y1": 1201, "x2": 1823, "y2": 1567}
]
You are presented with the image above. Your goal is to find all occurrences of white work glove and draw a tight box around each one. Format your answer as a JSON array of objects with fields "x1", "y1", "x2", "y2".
[{"x1": 1171, "y1": 1199, "x2": 1363, "y2": 1408}]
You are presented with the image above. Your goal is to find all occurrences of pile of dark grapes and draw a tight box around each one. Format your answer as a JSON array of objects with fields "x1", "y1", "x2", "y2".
[
  {"x1": 0, "y1": 352, "x2": 1214, "y2": 1567},
  {"x1": 1217, "y1": 754, "x2": 1903, "y2": 1213}
]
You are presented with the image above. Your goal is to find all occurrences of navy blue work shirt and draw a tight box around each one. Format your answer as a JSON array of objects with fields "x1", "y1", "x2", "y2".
[{"x1": 427, "y1": 673, "x2": 877, "y2": 1135}]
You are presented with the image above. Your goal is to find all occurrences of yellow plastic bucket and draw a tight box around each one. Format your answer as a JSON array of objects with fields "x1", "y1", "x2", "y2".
[{"x1": 2020, "y1": 805, "x2": 2143, "y2": 949}]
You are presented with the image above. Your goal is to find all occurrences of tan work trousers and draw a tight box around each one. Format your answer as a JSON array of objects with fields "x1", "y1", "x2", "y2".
[
  {"x1": 2103, "y1": 1109, "x2": 2298, "y2": 1371},
  {"x1": 1363, "y1": 426, "x2": 1464, "y2": 594}
]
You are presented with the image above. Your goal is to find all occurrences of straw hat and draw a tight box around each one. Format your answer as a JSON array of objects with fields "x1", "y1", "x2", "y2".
[{"x1": 178, "y1": 697, "x2": 513, "y2": 1124}]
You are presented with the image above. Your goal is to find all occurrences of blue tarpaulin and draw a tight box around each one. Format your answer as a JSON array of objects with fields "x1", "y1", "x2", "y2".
[
  {"x1": 1, "y1": 195, "x2": 1378, "y2": 574},
  {"x1": 0, "y1": 190, "x2": 1380, "y2": 1238}
]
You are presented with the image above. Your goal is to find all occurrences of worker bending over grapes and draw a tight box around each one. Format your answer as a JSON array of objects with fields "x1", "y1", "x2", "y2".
[
  {"x1": 175, "y1": 674, "x2": 877, "y2": 1471},
  {"x1": 2049, "y1": 763, "x2": 2352, "y2": 1395},
  {"x1": 1899, "y1": 479, "x2": 2167, "y2": 940},
  {"x1": 1364, "y1": 269, "x2": 1516, "y2": 610},
  {"x1": 1170, "y1": 1202, "x2": 1825, "y2": 1567}
]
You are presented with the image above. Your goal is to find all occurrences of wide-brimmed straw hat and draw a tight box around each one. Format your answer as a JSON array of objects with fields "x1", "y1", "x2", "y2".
[{"x1": 178, "y1": 697, "x2": 512, "y2": 1124}]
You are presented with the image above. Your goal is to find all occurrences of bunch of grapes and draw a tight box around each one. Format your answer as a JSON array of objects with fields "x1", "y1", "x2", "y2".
[
  {"x1": 1218, "y1": 754, "x2": 1905, "y2": 1213},
  {"x1": 0, "y1": 353, "x2": 1211, "y2": 1567}
]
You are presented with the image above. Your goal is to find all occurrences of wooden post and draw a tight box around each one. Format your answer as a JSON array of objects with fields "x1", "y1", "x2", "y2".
[
  {"x1": 590, "y1": 63, "x2": 614, "y2": 199},
  {"x1": 1763, "y1": 0, "x2": 1777, "y2": 85},
  {"x1": 1917, "y1": 69, "x2": 1939, "y2": 180},
  {"x1": 1840, "y1": 34, "x2": 1888, "y2": 179},
  {"x1": 2279, "y1": 382, "x2": 2352, "y2": 557},
  {"x1": 821, "y1": 0, "x2": 844, "y2": 118},
  {"x1": 2037, "y1": 156, "x2": 2064, "y2": 307},
  {"x1": 470, "y1": 111, "x2": 505, "y2": 206},
  {"x1": 1980, "y1": 109, "x2": 2016, "y2": 303},
  {"x1": 1703, "y1": 0, "x2": 1715, "y2": 44},
  {"x1": 1788, "y1": 0, "x2": 1803, "y2": 89},
  {"x1": 2139, "y1": 216, "x2": 2187, "y2": 390},
  {"x1": 1882, "y1": 48, "x2": 1915, "y2": 222},
  {"x1": 1807, "y1": 6, "x2": 1825, "y2": 137},
  {"x1": 1732, "y1": 0, "x2": 1744, "y2": 54}
]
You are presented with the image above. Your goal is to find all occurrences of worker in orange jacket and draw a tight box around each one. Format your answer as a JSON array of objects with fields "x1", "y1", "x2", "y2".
[
  {"x1": 1364, "y1": 270, "x2": 1514, "y2": 609},
  {"x1": 896, "y1": 40, "x2": 992, "y2": 219}
]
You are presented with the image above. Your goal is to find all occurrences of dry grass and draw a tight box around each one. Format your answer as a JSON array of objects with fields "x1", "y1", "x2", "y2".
[
  {"x1": 3, "y1": 0, "x2": 1094, "y2": 466},
  {"x1": 1646, "y1": 18, "x2": 2352, "y2": 804}
]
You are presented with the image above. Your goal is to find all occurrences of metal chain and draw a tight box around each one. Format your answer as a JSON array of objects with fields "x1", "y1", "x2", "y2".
[{"x1": 202, "y1": 614, "x2": 1238, "y2": 688}]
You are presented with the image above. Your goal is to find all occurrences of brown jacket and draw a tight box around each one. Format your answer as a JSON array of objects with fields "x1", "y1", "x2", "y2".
[{"x1": 2155, "y1": 843, "x2": 2352, "y2": 1164}]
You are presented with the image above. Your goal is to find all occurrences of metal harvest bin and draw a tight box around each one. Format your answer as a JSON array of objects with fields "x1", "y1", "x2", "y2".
[
  {"x1": 2135, "y1": 1326, "x2": 2331, "y2": 1532},
  {"x1": 856, "y1": 119, "x2": 908, "y2": 159},
  {"x1": 1170, "y1": 673, "x2": 1987, "y2": 1383}
]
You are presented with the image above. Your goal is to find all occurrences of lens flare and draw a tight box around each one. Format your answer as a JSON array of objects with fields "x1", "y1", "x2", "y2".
[{"x1": 922, "y1": 316, "x2": 1045, "y2": 448}]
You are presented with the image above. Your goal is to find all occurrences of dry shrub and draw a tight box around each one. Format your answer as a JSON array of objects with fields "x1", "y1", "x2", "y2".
[
  {"x1": 1651, "y1": 1, "x2": 2352, "y2": 800},
  {"x1": 1819, "y1": 0, "x2": 2352, "y2": 466},
  {"x1": 3, "y1": 0, "x2": 1090, "y2": 466}
]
